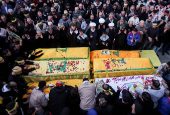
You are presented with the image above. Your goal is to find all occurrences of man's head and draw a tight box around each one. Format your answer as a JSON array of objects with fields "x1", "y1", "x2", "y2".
[
  {"x1": 167, "y1": 61, "x2": 170, "y2": 68},
  {"x1": 6, "y1": 101, "x2": 19, "y2": 115},
  {"x1": 36, "y1": 31, "x2": 42, "y2": 36},
  {"x1": 79, "y1": 3, "x2": 83, "y2": 9},
  {"x1": 134, "y1": 12, "x2": 138, "y2": 18},
  {"x1": 91, "y1": 4, "x2": 95, "y2": 9},
  {"x1": 132, "y1": 28, "x2": 137, "y2": 34},
  {"x1": 37, "y1": 20, "x2": 42, "y2": 26},
  {"x1": 136, "y1": 5, "x2": 140, "y2": 10},
  {"x1": 109, "y1": 13, "x2": 114, "y2": 19},
  {"x1": 38, "y1": 81, "x2": 46, "y2": 89},
  {"x1": 15, "y1": 57, "x2": 25, "y2": 65},
  {"x1": 7, "y1": 81, "x2": 17, "y2": 90},
  {"x1": 75, "y1": 7, "x2": 79, "y2": 12},
  {"x1": 2, "y1": 0, "x2": 7, "y2": 6},
  {"x1": 108, "y1": 23, "x2": 114, "y2": 29},
  {"x1": 122, "y1": 89, "x2": 130, "y2": 103},
  {"x1": 3, "y1": 49, "x2": 11, "y2": 56},
  {"x1": 152, "y1": 21, "x2": 157, "y2": 29},
  {"x1": 37, "y1": 11, "x2": 42, "y2": 17},
  {"x1": 27, "y1": 18, "x2": 33, "y2": 24},
  {"x1": 56, "y1": 81, "x2": 63, "y2": 87},
  {"x1": 90, "y1": 15, "x2": 94, "y2": 21},
  {"x1": 83, "y1": 78, "x2": 89, "y2": 82},
  {"x1": 139, "y1": 20, "x2": 144, "y2": 27},
  {"x1": 62, "y1": 14, "x2": 67, "y2": 20},
  {"x1": 8, "y1": 9, "x2": 14, "y2": 15},
  {"x1": 103, "y1": 4, "x2": 106, "y2": 9},
  {"x1": 78, "y1": 15, "x2": 83, "y2": 22},
  {"x1": 141, "y1": 92, "x2": 151, "y2": 102},
  {"x1": 147, "y1": 16, "x2": 152, "y2": 23},
  {"x1": 51, "y1": 7, "x2": 55, "y2": 12},
  {"x1": 99, "y1": 98, "x2": 107, "y2": 107},
  {"x1": 72, "y1": 17, "x2": 77, "y2": 24},
  {"x1": 151, "y1": 80, "x2": 160, "y2": 89},
  {"x1": 130, "y1": 5, "x2": 135, "y2": 11},
  {"x1": 102, "y1": 31, "x2": 107, "y2": 37},
  {"x1": 129, "y1": 21, "x2": 133, "y2": 26},
  {"x1": 90, "y1": 22, "x2": 96, "y2": 30},
  {"x1": 79, "y1": 29, "x2": 84, "y2": 35}
]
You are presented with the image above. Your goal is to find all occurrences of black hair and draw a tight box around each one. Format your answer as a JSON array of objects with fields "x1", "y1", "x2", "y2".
[
  {"x1": 79, "y1": 29, "x2": 84, "y2": 32},
  {"x1": 102, "y1": 31, "x2": 107, "y2": 35},
  {"x1": 83, "y1": 78, "x2": 89, "y2": 81},
  {"x1": 2, "y1": 49, "x2": 9, "y2": 55},
  {"x1": 27, "y1": 107, "x2": 35, "y2": 115},
  {"x1": 102, "y1": 84, "x2": 109, "y2": 90},
  {"x1": 16, "y1": 57, "x2": 24, "y2": 61},
  {"x1": 167, "y1": 61, "x2": 170, "y2": 66},
  {"x1": 72, "y1": 17, "x2": 77, "y2": 20},
  {"x1": 132, "y1": 28, "x2": 138, "y2": 32},
  {"x1": 6, "y1": 101, "x2": 16, "y2": 113},
  {"x1": 38, "y1": 81, "x2": 46, "y2": 89},
  {"x1": 142, "y1": 92, "x2": 151, "y2": 102},
  {"x1": 152, "y1": 80, "x2": 160, "y2": 88}
]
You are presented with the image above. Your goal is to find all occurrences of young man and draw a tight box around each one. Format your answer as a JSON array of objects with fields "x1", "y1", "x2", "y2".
[
  {"x1": 126, "y1": 28, "x2": 140, "y2": 50},
  {"x1": 77, "y1": 29, "x2": 89, "y2": 47}
]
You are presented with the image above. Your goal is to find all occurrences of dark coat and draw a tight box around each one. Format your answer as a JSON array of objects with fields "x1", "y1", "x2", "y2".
[
  {"x1": 87, "y1": 29, "x2": 99, "y2": 51},
  {"x1": 66, "y1": 29, "x2": 79, "y2": 47},
  {"x1": 94, "y1": 104, "x2": 114, "y2": 115},
  {"x1": 49, "y1": 85, "x2": 73, "y2": 115}
]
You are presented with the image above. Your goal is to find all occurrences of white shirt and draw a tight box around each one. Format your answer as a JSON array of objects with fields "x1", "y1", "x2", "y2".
[{"x1": 4, "y1": 5, "x2": 8, "y2": 13}]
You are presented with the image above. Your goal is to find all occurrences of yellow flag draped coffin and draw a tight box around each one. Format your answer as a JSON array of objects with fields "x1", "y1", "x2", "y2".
[
  {"x1": 93, "y1": 58, "x2": 154, "y2": 79},
  {"x1": 22, "y1": 47, "x2": 90, "y2": 83}
]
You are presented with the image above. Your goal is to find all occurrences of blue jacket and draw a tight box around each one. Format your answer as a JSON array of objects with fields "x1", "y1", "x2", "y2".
[
  {"x1": 127, "y1": 31, "x2": 140, "y2": 46},
  {"x1": 1, "y1": 4, "x2": 13, "y2": 13},
  {"x1": 158, "y1": 97, "x2": 170, "y2": 115}
]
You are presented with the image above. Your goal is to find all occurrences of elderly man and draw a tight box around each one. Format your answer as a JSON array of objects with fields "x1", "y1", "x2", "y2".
[
  {"x1": 34, "y1": 21, "x2": 47, "y2": 34},
  {"x1": 134, "y1": 80, "x2": 164, "y2": 109},
  {"x1": 81, "y1": 19, "x2": 90, "y2": 34},
  {"x1": 145, "y1": 16, "x2": 152, "y2": 29},
  {"x1": 117, "y1": 17, "x2": 128, "y2": 28},
  {"x1": 105, "y1": 13, "x2": 117, "y2": 28},
  {"x1": 79, "y1": 78, "x2": 96, "y2": 115},
  {"x1": 69, "y1": 16, "x2": 81, "y2": 29},
  {"x1": 49, "y1": 81, "x2": 73, "y2": 115},
  {"x1": 79, "y1": 3, "x2": 86, "y2": 18},
  {"x1": 72, "y1": 7, "x2": 81, "y2": 19},
  {"x1": 135, "y1": 20, "x2": 147, "y2": 49},
  {"x1": 106, "y1": 23, "x2": 116, "y2": 49},
  {"x1": 87, "y1": 22, "x2": 99, "y2": 51},
  {"x1": 77, "y1": 15, "x2": 85, "y2": 24},
  {"x1": 126, "y1": 5, "x2": 135, "y2": 18}
]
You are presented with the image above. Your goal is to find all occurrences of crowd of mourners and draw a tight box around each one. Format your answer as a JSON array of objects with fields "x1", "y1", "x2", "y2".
[{"x1": 0, "y1": 0, "x2": 170, "y2": 114}]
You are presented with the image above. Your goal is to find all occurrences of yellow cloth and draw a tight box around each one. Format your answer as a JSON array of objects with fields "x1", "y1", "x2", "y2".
[
  {"x1": 22, "y1": 60, "x2": 90, "y2": 83},
  {"x1": 34, "y1": 47, "x2": 90, "y2": 61},
  {"x1": 90, "y1": 50, "x2": 139, "y2": 62},
  {"x1": 139, "y1": 50, "x2": 161, "y2": 67},
  {"x1": 93, "y1": 58, "x2": 154, "y2": 78}
]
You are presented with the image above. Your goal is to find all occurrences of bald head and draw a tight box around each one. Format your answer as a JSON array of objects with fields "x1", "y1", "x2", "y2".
[{"x1": 9, "y1": 81, "x2": 17, "y2": 88}]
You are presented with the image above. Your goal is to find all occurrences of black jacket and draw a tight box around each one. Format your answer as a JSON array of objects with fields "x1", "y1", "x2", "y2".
[
  {"x1": 94, "y1": 104, "x2": 114, "y2": 115},
  {"x1": 49, "y1": 85, "x2": 73, "y2": 115}
]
